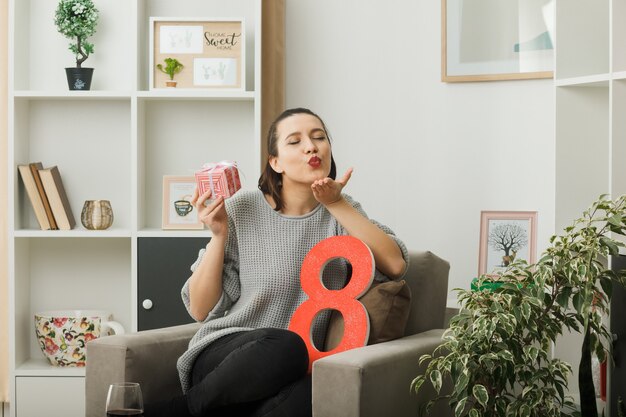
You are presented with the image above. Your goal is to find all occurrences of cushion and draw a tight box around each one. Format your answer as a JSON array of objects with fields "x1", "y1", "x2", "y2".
[{"x1": 324, "y1": 279, "x2": 412, "y2": 351}]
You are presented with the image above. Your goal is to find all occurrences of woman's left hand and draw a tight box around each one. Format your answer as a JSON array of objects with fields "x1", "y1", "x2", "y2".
[{"x1": 312, "y1": 168, "x2": 353, "y2": 206}]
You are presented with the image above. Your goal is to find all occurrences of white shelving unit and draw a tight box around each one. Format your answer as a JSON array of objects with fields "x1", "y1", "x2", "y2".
[
  {"x1": 555, "y1": 0, "x2": 625, "y2": 412},
  {"x1": 7, "y1": 0, "x2": 284, "y2": 416}
]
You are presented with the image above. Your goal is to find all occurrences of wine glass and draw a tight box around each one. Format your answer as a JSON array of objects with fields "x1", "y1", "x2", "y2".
[{"x1": 105, "y1": 382, "x2": 144, "y2": 416}]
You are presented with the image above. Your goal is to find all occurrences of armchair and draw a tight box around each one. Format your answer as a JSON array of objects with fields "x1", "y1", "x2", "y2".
[{"x1": 86, "y1": 251, "x2": 452, "y2": 417}]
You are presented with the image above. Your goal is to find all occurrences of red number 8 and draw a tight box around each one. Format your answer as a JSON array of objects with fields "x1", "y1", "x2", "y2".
[{"x1": 288, "y1": 236, "x2": 375, "y2": 372}]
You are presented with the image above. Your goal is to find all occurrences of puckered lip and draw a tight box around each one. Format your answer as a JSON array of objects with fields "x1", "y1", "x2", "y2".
[{"x1": 308, "y1": 156, "x2": 321, "y2": 166}]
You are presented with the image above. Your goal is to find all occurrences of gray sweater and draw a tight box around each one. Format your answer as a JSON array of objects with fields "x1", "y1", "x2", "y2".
[{"x1": 176, "y1": 189, "x2": 409, "y2": 392}]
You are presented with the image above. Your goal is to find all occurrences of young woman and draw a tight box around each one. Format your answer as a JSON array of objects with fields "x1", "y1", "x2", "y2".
[{"x1": 145, "y1": 108, "x2": 408, "y2": 417}]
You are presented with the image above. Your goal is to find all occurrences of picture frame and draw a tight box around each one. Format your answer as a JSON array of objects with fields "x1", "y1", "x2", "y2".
[
  {"x1": 162, "y1": 176, "x2": 203, "y2": 230},
  {"x1": 150, "y1": 17, "x2": 245, "y2": 90},
  {"x1": 442, "y1": 0, "x2": 554, "y2": 82},
  {"x1": 478, "y1": 211, "x2": 538, "y2": 276}
]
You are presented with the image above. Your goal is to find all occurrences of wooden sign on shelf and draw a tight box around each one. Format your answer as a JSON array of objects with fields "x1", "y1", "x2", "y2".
[{"x1": 150, "y1": 18, "x2": 245, "y2": 91}]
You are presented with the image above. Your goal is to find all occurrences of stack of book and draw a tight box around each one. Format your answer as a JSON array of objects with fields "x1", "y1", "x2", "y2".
[{"x1": 18, "y1": 162, "x2": 76, "y2": 230}]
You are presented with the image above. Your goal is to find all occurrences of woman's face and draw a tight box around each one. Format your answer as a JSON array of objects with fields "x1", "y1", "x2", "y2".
[{"x1": 270, "y1": 113, "x2": 332, "y2": 186}]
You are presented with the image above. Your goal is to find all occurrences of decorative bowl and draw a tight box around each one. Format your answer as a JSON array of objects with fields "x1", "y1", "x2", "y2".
[
  {"x1": 81, "y1": 200, "x2": 114, "y2": 230},
  {"x1": 34, "y1": 310, "x2": 124, "y2": 367}
]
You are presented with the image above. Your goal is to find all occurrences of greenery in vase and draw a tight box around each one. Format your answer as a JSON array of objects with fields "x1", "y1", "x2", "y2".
[
  {"x1": 54, "y1": 0, "x2": 99, "y2": 68},
  {"x1": 157, "y1": 58, "x2": 184, "y2": 81},
  {"x1": 412, "y1": 194, "x2": 626, "y2": 417}
]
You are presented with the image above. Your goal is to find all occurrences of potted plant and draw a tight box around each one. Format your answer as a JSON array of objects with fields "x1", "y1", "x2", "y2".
[
  {"x1": 54, "y1": 0, "x2": 99, "y2": 90},
  {"x1": 412, "y1": 194, "x2": 626, "y2": 417},
  {"x1": 157, "y1": 58, "x2": 184, "y2": 88}
]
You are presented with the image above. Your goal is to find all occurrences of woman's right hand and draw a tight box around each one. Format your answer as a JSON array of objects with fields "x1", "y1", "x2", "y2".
[{"x1": 191, "y1": 188, "x2": 228, "y2": 238}]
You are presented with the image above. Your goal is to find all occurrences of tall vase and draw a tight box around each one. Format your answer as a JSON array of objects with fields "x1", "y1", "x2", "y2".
[{"x1": 81, "y1": 200, "x2": 113, "y2": 230}]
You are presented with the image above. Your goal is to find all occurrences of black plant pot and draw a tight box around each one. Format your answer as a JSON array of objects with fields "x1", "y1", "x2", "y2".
[{"x1": 65, "y1": 67, "x2": 94, "y2": 90}]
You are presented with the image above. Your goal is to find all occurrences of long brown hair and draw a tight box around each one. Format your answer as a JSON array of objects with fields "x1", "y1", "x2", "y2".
[{"x1": 258, "y1": 108, "x2": 337, "y2": 211}]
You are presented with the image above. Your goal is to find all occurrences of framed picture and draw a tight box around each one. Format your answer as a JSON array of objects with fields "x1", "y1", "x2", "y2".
[
  {"x1": 478, "y1": 211, "x2": 538, "y2": 276},
  {"x1": 150, "y1": 18, "x2": 245, "y2": 90},
  {"x1": 442, "y1": 0, "x2": 554, "y2": 82},
  {"x1": 162, "y1": 176, "x2": 203, "y2": 230}
]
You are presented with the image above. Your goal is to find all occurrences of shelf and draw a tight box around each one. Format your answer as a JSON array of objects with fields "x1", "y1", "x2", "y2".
[
  {"x1": 12, "y1": 91, "x2": 254, "y2": 101},
  {"x1": 613, "y1": 71, "x2": 626, "y2": 81},
  {"x1": 7, "y1": 0, "x2": 283, "y2": 414},
  {"x1": 13, "y1": 228, "x2": 131, "y2": 238},
  {"x1": 13, "y1": 91, "x2": 133, "y2": 100},
  {"x1": 137, "y1": 228, "x2": 210, "y2": 238},
  {"x1": 554, "y1": 72, "x2": 626, "y2": 86},
  {"x1": 15, "y1": 358, "x2": 86, "y2": 377},
  {"x1": 555, "y1": 73, "x2": 610, "y2": 87},
  {"x1": 137, "y1": 90, "x2": 255, "y2": 101}
]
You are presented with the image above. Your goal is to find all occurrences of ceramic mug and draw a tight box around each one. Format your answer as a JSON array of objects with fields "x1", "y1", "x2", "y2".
[{"x1": 34, "y1": 310, "x2": 125, "y2": 367}]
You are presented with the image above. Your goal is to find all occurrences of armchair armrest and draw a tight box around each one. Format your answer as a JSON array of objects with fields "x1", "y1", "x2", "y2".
[
  {"x1": 85, "y1": 323, "x2": 201, "y2": 417},
  {"x1": 312, "y1": 329, "x2": 453, "y2": 417}
]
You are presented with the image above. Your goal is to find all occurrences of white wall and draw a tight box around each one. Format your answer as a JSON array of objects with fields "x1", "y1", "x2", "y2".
[{"x1": 285, "y1": 0, "x2": 556, "y2": 297}]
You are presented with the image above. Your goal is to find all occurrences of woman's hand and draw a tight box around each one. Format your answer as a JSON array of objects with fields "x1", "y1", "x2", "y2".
[
  {"x1": 191, "y1": 188, "x2": 228, "y2": 238},
  {"x1": 312, "y1": 168, "x2": 353, "y2": 206}
]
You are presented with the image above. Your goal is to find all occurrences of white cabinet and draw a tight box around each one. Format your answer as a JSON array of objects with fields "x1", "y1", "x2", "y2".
[
  {"x1": 16, "y1": 377, "x2": 85, "y2": 417},
  {"x1": 555, "y1": 0, "x2": 625, "y2": 412},
  {"x1": 7, "y1": 1, "x2": 284, "y2": 416}
]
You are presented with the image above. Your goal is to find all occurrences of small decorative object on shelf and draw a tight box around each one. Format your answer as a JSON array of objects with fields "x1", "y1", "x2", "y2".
[
  {"x1": 156, "y1": 57, "x2": 184, "y2": 88},
  {"x1": 54, "y1": 0, "x2": 99, "y2": 90},
  {"x1": 81, "y1": 200, "x2": 114, "y2": 230},
  {"x1": 34, "y1": 310, "x2": 124, "y2": 366},
  {"x1": 162, "y1": 176, "x2": 203, "y2": 230}
]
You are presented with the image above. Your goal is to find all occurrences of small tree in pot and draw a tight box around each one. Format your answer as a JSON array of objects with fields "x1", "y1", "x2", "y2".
[
  {"x1": 54, "y1": 0, "x2": 99, "y2": 90},
  {"x1": 412, "y1": 195, "x2": 626, "y2": 417}
]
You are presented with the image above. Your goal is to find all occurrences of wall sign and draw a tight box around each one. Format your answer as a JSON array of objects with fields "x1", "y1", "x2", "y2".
[{"x1": 150, "y1": 18, "x2": 245, "y2": 90}]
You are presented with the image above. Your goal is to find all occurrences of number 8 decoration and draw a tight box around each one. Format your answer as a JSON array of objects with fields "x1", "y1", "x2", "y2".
[{"x1": 288, "y1": 236, "x2": 375, "y2": 372}]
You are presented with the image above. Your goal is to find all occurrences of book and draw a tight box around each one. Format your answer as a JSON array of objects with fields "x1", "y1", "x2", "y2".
[
  {"x1": 17, "y1": 163, "x2": 52, "y2": 230},
  {"x1": 38, "y1": 166, "x2": 76, "y2": 230},
  {"x1": 29, "y1": 162, "x2": 58, "y2": 230}
]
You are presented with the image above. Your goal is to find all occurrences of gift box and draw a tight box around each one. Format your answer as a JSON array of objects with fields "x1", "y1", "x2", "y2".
[{"x1": 195, "y1": 161, "x2": 242, "y2": 199}]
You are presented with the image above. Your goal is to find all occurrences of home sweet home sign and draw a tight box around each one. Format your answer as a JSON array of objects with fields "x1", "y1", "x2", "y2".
[{"x1": 150, "y1": 18, "x2": 245, "y2": 90}]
